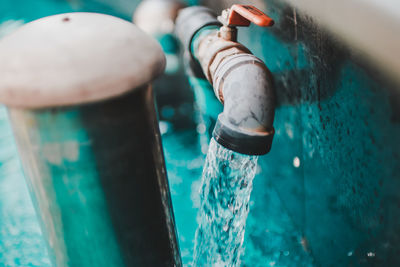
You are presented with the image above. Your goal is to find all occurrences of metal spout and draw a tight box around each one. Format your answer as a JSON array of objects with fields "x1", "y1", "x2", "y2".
[{"x1": 176, "y1": 6, "x2": 275, "y2": 155}]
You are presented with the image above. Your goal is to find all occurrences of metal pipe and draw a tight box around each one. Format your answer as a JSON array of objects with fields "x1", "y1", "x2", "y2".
[
  {"x1": 0, "y1": 12, "x2": 181, "y2": 266},
  {"x1": 133, "y1": 0, "x2": 185, "y2": 37},
  {"x1": 176, "y1": 6, "x2": 275, "y2": 155}
]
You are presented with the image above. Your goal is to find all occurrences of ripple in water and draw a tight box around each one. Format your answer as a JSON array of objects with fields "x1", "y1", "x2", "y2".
[{"x1": 193, "y1": 138, "x2": 258, "y2": 266}]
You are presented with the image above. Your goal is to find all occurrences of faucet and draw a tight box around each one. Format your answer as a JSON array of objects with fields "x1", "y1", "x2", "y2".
[{"x1": 176, "y1": 5, "x2": 276, "y2": 155}]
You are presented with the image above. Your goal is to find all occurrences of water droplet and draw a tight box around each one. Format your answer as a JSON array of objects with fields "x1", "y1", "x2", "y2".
[
  {"x1": 201, "y1": 144, "x2": 209, "y2": 154},
  {"x1": 256, "y1": 164, "x2": 262, "y2": 174},
  {"x1": 158, "y1": 121, "x2": 169, "y2": 135},
  {"x1": 293, "y1": 156, "x2": 300, "y2": 168},
  {"x1": 196, "y1": 123, "x2": 206, "y2": 134},
  {"x1": 347, "y1": 251, "x2": 353, "y2": 256},
  {"x1": 367, "y1": 252, "x2": 375, "y2": 257},
  {"x1": 284, "y1": 251, "x2": 290, "y2": 256},
  {"x1": 285, "y1": 123, "x2": 294, "y2": 139}
]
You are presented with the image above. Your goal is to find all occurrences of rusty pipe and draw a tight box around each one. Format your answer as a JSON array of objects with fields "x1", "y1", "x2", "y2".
[{"x1": 176, "y1": 6, "x2": 275, "y2": 155}]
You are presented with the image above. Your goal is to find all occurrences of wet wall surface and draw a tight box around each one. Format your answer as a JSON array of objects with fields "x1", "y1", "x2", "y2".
[{"x1": 199, "y1": 0, "x2": 400, "y2": 266}]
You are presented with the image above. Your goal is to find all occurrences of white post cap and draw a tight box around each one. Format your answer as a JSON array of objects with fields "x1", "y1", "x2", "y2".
[{"x1": 0, "y1": 12, "x2": 166, "y2": 108}]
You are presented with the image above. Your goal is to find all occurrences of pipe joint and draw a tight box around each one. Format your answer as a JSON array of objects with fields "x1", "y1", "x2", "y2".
[
  {"x1": 195, "y1": 32, "x2": 250, "y2": 85},
  {"x1": 212, "y1": 52, "x2": 275, "y2": 155},
  {"x1": 175, "y1": 6, "x2": 221, "y2": 55},
  {"x1": 176, "y1": 5, "x2": 276, "y2": 155}
]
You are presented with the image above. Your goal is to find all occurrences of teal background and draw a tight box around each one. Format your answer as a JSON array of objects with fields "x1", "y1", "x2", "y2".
[{"x1": 1, "y1": 0, "x2": 400, "y2": 266}]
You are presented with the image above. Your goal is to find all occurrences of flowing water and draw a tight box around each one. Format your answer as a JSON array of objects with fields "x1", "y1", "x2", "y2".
[{"x1": 193, "y1": 138, "x2": 259, "y2": 267}]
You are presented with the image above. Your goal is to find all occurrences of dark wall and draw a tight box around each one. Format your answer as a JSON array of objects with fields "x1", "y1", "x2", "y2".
[{"x1": 199, "y1": 0, "x2": 400, "y2": 266}]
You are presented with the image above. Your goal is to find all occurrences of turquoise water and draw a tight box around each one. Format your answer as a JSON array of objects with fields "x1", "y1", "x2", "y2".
[{"x1": 193, "y1": 138, "x2": 258, "y2": 266}]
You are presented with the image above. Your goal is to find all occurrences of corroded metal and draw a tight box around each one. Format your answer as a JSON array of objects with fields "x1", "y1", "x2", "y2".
[{"x1": 176, "y1": 6, "x2": 275, "y2": 155}]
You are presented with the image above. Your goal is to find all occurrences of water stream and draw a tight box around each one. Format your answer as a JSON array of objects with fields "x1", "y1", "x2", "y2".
[{"x1": 193, "y1": 138, "x2": 258, "y2": 266}]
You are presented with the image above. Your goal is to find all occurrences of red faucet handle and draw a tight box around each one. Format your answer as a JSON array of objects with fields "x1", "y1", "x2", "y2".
[{"x1": 225, "y1": 5, "x2": 274, "y2": 27}]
